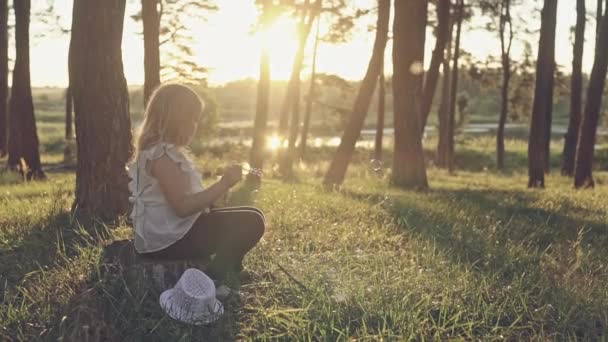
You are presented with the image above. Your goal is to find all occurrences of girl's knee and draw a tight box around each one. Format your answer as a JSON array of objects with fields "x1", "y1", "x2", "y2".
[{"x1": 250, "y1": 212, "x2": 265, "y2": 240}]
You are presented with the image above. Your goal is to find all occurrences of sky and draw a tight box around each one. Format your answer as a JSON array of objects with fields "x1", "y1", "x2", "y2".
[{"x1": 25, "y1": 0, "x2": 603, "y2": 87}]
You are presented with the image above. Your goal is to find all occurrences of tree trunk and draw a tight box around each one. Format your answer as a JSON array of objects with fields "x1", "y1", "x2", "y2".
[
  {"x1": 446, "y1": 0, "x2": 463, "y2": 172},
  {"x1": 561, "y1": 0, "x2": 585, "y2": 176},
  {"x1": 277, "y1": 6, "x2": 310, "y2": 139},
  {"x1": 373, "y1": 58, "x2": 386, "y2": 161},
  {"x1": 420, "y1": 0, "x2": 451, "y2": 134},
  {"x1": 437, "y1": 22, "x2": 453, "y2": 168},
  {"x1": 65, "y1": 86, "x2": 73, "y2": 140},
  {"x1": 0, "y1": 0, "x2": 7, "y2": 157},
  {"x1": 247, "y1": 3, "x2": 272, "y2": 188},
  {"x1": 69, "y1": 0, "x2": 132, "y2": 219},
  {"x1": 298, "y1": 15, "x2": 321, "y2": 159},
  {"x1": 528, "y1": 0, "x2": 557, "y2": 188},
  {"x1": 497, "y1": 0, "x2": 513, "y2": 171},
  {"x1": 574, "y1": 1, "x2": 608, "y2": 189},
  {"x1": 391, "y1": 0, "x2": 428, "y2": 188},
  {"x1": 142, "y1": 0, "x2": 161, "y2": 106},
  {"x1": 597, "y1": 0, "x2": 603, "y2": 48},
  {"x1": 8, "y1": 0, "x2": 44, "y2": 180},
  {"x1": 323, "y1": 0, "x2": 390, "y2": 187},
  {"x1": 279, "y1": 1, "x2": 320, "y2": 178}
]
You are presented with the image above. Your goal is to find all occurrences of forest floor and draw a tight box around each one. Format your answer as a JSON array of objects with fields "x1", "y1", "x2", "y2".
[{"x1": 1, "y1": 135, "x2": 607, "y2": 341}]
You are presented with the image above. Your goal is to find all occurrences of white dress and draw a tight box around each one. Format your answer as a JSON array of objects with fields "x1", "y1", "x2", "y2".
[{"x1": 127, "y1": 143, "x2": 205, "y2": 253}]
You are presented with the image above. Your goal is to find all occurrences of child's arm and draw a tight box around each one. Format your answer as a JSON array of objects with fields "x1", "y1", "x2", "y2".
[{"x1": 150, "y1": 155, "x2": 241, "y2": 218}]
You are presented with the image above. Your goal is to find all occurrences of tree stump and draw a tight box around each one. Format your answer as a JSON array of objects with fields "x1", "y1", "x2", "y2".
[{"x1": 100, "y1": 240, "x2": 209, "y2": 294}]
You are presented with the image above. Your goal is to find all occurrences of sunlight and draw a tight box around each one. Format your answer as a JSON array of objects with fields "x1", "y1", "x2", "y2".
[
  {"x1": 257, "y1": 16, "x2": 299, "y2": 80},
  {"x1": 266, "y1": 135, "x2": 283, "y2": 150}
]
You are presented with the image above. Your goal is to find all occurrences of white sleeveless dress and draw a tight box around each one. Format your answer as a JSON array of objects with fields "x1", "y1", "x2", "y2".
[{"x1": 127, "y1": 143, "x2": 205, "y2": 253}]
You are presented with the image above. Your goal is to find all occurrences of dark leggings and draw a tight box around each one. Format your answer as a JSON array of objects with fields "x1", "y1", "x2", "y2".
[{"x1": 141, "y1": 206, "x2": 265, "y2": 278}]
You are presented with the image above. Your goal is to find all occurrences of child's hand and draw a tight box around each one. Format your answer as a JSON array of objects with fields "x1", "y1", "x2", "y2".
[{"x1": 221, "y1": 164, "x2": 242, "y2": 188}]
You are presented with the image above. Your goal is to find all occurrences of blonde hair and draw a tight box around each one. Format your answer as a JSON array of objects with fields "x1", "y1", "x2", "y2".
[{"x1": 134, "y1": 83, "x2": 204, "y2": 157}]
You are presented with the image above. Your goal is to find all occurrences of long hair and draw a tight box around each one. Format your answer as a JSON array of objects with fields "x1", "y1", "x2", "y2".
[{"x1": 133, "y1": 83, "x2": 204, "y2": 159}]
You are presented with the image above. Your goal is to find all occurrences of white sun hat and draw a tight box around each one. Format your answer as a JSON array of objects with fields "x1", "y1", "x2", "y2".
[{"x1": 159, "y1": 268, "x2": 224, "y2": 325}]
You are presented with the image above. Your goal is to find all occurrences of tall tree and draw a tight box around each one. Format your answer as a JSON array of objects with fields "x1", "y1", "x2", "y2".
[
  {"x1": 496, "y1": 0, "x2": 514, "y2": 170},
  {"x1": 298, "y1": 15, "x2": 321, "y2": 158},
  {"x1": 0, "y1": 0, "x2": 7, "y2": 157},
  {"x1": 63, "y1": 85, "x2": 74, "y2": 161},
  {"x1": 561, "y1": 0, "x2": 585, "y2": 176},
  {"x1": 597, "y1": 0, "x2": 603, "y2": 47},
  {"x1": 446, "y1": 0, "x2": 464, "y2": 172},
  {"x1": 528, "y1": 0, "x2": 558, "y2": 188},
  {"x1": 323, "y1": 0, "x2": 390, "y2": 187},
  {"x1": 7, "y1": 0, "x2": 45, "y2": 179},
  {"x1": 420, "y1": 0, "x2": 451, "y2": 133},
  {"x1": 436, "y1": 20, "x2": 453, "y2": 168},
  {"x1": 142, "y1": 0, "x2": 161, "y2": 105},
  {"x1": 69, "y1": 0, "x2": 132, "y2": 219},
  {"x1": 277, "y1": 0, "x2": 315, "y2": 140},
  {"x1": 373, "y1": 58, "x2": 386, "y2": 161},
  {"x1": 391, "y1": 0, "x2": 428, "y2": 188},
  {"x1": 65, "y1": 87, "x2": 73, "y2": 140},
  {"x1": 280, "y1": 0, "x2": 324, "y2": 178},
  {"x1": 574, "y1": 0, "x2": 608, "y2": 188},
  {"x1": 247, "y1": 0, "x2": 273, "y2": 188}
]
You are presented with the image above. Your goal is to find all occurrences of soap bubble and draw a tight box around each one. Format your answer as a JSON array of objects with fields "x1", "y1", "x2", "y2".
[
  {"x1": 370, "y1": 158, "x2": 384, "y2": 176},
  {"x1": 242, "y1": 162, "x2": 263, "y2": 177}
]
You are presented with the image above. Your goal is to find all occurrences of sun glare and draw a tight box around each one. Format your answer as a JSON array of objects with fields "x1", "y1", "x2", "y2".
[
  {"x1": 257, "y1": 16, "x2": 299, "y2": 80},
  {"x1": 266, "y1": 135, "x2": 283, "y2": 150}
]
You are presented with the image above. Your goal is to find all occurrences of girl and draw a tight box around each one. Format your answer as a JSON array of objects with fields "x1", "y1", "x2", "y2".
[{"x1": 128, "y1": 83, "x2": 265, "y2": 280}]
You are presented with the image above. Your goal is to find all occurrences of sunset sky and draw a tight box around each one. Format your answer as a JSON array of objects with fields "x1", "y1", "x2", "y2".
[{"x1": 25, "y1": 0, "x2": 603, "y2": 87}]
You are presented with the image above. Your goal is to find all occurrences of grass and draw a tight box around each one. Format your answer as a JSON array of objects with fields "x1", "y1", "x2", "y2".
[
  {"x1": 1, "y1": 98, "x2": 607, "y2": 340},
  {"x1": 0, "y1": 134, "x2": 607, "y2": 340}
]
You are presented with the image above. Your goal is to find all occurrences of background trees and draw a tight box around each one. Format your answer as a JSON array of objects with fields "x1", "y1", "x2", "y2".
[
  {"x1": 561, "y1": 0, "x2": 585, "y2": 176},
  {"x1": 574, "y1": 0, "x2": 608, "y2": 189},
  {"x1": 0, "y1": 0, "x2": 6, "y2": 157},
  {"x1": 69, "y1": 0, "x2": 132, "y2": 219},
  {"x1": 7, "y1": 0, "x2": 44, "y2": 179},
  {"x1": 323, "y1": 0, "x2": 390, "y2": 187}
]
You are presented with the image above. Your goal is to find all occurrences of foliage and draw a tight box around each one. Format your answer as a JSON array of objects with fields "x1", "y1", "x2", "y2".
[{"x1": 131, "y1": 0, "x2": 219, "y2": 84}]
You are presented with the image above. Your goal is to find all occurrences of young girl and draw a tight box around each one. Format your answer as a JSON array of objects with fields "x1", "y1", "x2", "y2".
[{"x1": 128, "y1": 83, "x2": 265, "y2": 280}]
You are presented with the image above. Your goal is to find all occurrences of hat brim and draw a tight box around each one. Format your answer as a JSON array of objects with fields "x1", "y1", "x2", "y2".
[{"x1": 160, "y1": 289, "x2": 224, "y2": 325}]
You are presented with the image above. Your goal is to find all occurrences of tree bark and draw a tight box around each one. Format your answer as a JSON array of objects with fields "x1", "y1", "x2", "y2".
[
  {"x1": 323, "y1": 0, "x2": 390, "y2": 187},
  {"x1": 446, "y1": 0, "x2": 463, "y2": 172},
  {"x1": 391, "y1": 0, "x2": 428, "y2": 188},
  {"x1": 437, "y1": 22, "x2": 453, "y2": 168},
  {"x1": 497, "y1": 0, "x2": 513, "y2": 170},
  {"x1": 574, "y1": 0, "x2": 608, "y2": 189},
  {"x1": 247, "y1": 2, "x2": 272, "y2": 188},
  {"x1": 561, "y1": 0, "x2": 585, "y2": 176},
  {"x1": 528, "y1": 0, "x2": 557, "y2": 188},
  {"x1": 420, "y1": 0, "x2": 451, "y2": 134},
  {"x1": 8, "y1": 0, "x2": 44, "y2": 179},
  {"x1": 69, "y1": 0, "x2": 132, "y2": 219},
  {"x1": 0, "y1": 0, "x2": 7, "y2": 157},
  {"x1": 373, "y1": 58, "x2": 386, "y2": 161},
  {"x1": 142, "y1": 0, "x2": 161, "y2": 106},
  {"x1": 298, "y1": 15, "x2": 321, "y2": 159}
]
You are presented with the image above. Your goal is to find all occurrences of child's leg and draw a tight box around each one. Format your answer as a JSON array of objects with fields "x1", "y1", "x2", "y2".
[{"x1": 195, "y1": 208, "x2": 265, "y2": 279}]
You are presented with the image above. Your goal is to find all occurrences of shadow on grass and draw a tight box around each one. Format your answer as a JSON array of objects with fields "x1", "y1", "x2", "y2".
[
  {"x1": 340, "y1": 186, "x2": 607, "y2": 338},
  {"x1": 0, "y1": 210, "x2": 83, "y2": 297}
]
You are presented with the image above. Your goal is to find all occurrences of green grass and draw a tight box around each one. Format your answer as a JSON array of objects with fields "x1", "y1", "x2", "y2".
[
  {"x1": 1, "y1": 95, "x2": 608, "y2": 340},
  {"x1": 1, "y1": 136, "x2": 607, "y2": 340}
]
